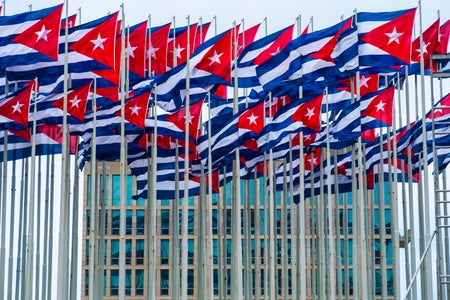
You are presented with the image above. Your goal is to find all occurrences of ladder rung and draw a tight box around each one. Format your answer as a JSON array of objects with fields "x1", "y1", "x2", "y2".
[
  {"x1": 440, "y1": 275, "x2": 450, "y2": 278},
  {"x1": 434, "y1": 121, "x2": 450, "y2": 125},
  {"x1": 437, "y1": 225, "x2": 450, "y2": 228},
  {"x1": 434, "y1": 106, "x2": 450, "y2": 109},
  {"x1": 436, "y1": 201, "x2": 450, "y2": 204},
  {"x1": 440, "y1": 281, "x2": 450, "y2": 284},
  {"x1": 434, "y1": 132, "x2": 450, "y2": 135},
  {"x1": 436, "y1": 216, "x2": 450, "y2": 219},
  {"x1": 436, "y1": 190, "x2": 450, "y2": 193},
  {"x1": 435, "y1": 145, "x2": 450, "y2": 149}
]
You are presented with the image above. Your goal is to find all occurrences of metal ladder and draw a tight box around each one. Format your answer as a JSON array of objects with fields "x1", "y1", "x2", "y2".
[{"x1": 431, "y1": 53, "x2": 450, "y2": 300}]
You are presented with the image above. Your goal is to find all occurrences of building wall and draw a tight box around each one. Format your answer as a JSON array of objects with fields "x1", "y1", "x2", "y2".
[{"x1": 82, "y1": 161, "x2": 394, "y2": 299}]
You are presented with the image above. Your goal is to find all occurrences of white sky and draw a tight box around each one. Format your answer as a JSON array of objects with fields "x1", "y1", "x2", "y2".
[{"x1": 4, "y1": 0, "x2": 449, "y2": 39}]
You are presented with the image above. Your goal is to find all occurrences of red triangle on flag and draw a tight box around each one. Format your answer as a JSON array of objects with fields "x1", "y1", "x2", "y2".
[
  {"x1": 291, "y1": 94, "x2": 323, "y2": 132},
  {"x1": 411, "y1": 19, "x2": 440, "y2": 67},
  {"x1": 362, "y1": 86, "x2": 395, "y2": 125},
  {"x1": 0, "y1": 85, "x2": 34, "y2": 127},
  {"x1": 237, "y1": 101, "x2": 265, "y2": 134},
  {"x1": 8, "y1": 129, "x2": 31, "y2": 142},
  {"x1": 195, "y1": 28, "x2": 234, "y2": 83},
  {"x1": 12, "y1": 4, "x2": 63, "y2": 61},
  {"x1": 53, "y1": 82, "x2": 92, "y2": 122},
  {"x1": 118, "y1": 91, "x2": 151, "y2": 129},
  {"x1": 235, "y1": 23, "x2": 260, "y2": 58},
  {"x1": 127, "y1": 21, "x2": 148, "y2": 78},
  {"x1": 361, "y1": 8, "x2": 416, "y2": 64},
  {"x1": 148, "y1": 23, "x2": 171, "y2": 75},
  {"x1": 428, "y1": 93, "x2": 450, "y2": 119},
  {"x1": 37, "y1": 124, "x2": 79, "y2": 154},
  {"x1": 166, "y1": 99, "x2": 204, "y2": 139},
  {"x1": 254, "y1": 25, "x2": 294, "y2": 65},
  {"x1": 69, "y1": 12, "x2": 119, "y2": 70}
]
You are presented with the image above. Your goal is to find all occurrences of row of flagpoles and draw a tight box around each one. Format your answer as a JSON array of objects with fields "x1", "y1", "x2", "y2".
[{"x1": 0, "y1": 0, "x2": 449, "y2": 299}]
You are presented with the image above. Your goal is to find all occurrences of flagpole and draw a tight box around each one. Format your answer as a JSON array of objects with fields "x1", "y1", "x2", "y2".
[
  {"x1": 181, "y1": 15, "x2": 191, "y2": 300},
  {"x1": 88, "y1": 79, "x2": 98, "y2": 300},
  {"x1": 281, "y1": 160, "x2": 289, "y2": 300},
  {"x1": 47, "y1": 153, "x2": 55, "y2": 300},
  {"x1": 206, "y1": 92, "x2": 214, "y2": 300},
  {"x1": 118, "y1": 4, "x2": 128, "y2": 300},
  {"x1": 418, "y1": 2, "x2": 433, "y2": 298},
  {"x1": 57, "y1": 0, "x2": 72, "y2": 297},
  {"x1": 0, "y1": 83, "x2": 9, "y2": 300},
  {"x1": 18, "y1": 158, "x2": 29, "y2": 299},
  {"x1": 24, "y1": 79, "x2": 38, "y2": 300},
  {"x1": 146, "y1": 90, "x2": 158, "y2": 300},
  {"x1": 171, "y1": 139, "x2": 180, "y2": 300},
  {"x1": 231, "y1": 20, "x2": 243, "y2": 300},
  {"x1": 6, "y1": 158, "x2": 16, "y2": 300},
  {"x1": 35, "y1": 156, "x2": 43, "y2": 298},
  {"x1": 378, "y1": 130, "x2": 388, "y2": 300},
  {"x1": 253, "y1": 170, "x2": 261, "y2": 300},
  {"x1": 318, "y1": 143, "x2": 327, "y2": 299},
  {"x1": 324, "y1": 87, "x2": 337, "y2": 299}
]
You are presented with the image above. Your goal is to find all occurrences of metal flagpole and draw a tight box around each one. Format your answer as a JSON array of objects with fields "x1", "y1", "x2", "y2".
[
  {"x1": 47, "y1": 154, "x2": 55, "y2": 300},
  {"x1": 231, "y1": 20, "x2": 243, "y2": 300},
  {"x1": 268, "y1": 93, "x2": 276, "y2": 300},
  {"x1": 355, "y1": 73, "x2": 368, "y2": 300},
  {"x1": 24, "y1": 79, "x2": 38, "y2": 300},
  {"x1": 254, "y1": 171, "x2": 261, "y2": 300},
  {"x1": 333, "y1": 133, "x2": 343, "y2": 300},
  {"x1": 181, "y1": 15, "x2": 191, "y2": 300},
  {"x1": 217, "y1": 166, "x2": 224, "y2": 300},
  {"x1": 282, "y1": 160, "x2": 289, "y2": 300},
  {"x1": 0, "y1": 81, "x2": 9, "y2": 300},
  {"x1": 318, "y1": 145, "x2": 327, "y2": 299},
  {"x1": 206, "y1": 91, "x2": 213, "y2": 300},
  {"x1": 88, "y1": 79, "x2": 98, "y2": 300},
  {"x1": 418, "y1": 2, "x2": 433, "y2": 298},
  {"x1": 379, "y1": 131, "x2": 388, "y2": 300},
  {"x1": 41, "y1": 146, "x2": 51, "y2": 300},
  {"x1": 57, "y1": 0, "x2": 72, "y2": 297},
  {"x1": 18, "y1": 158, "x2": 29, "y2": 299},
  {"x1": 119, "y1": 4, "x2": 127, "y2": 300},
  {"x1": 325, "y1": 87, "x2": 337, "y2": 299},
  {"x1": 35, "y1": 156, "x2": 43, "y2": 298},
  {"x1": 172, "y1": 139, "x2": 180, "y2": 300},
  {"x1": 70, "y1": 144, "x2": 81, "y2": 300},
  {"x1": 397, "y1": 71, "x2": 412, "y2": 296},
  {"x1": 7, "y1": 159, "x2": 16, "y2": 300},
  {"x1": 146, "y1": 91, "x2": 158, "y2": 299}
]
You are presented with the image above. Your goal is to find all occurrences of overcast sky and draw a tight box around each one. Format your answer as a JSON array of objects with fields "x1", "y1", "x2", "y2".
[{"x1": 4, "y1": 0, "x2": 449, "y2": 38}]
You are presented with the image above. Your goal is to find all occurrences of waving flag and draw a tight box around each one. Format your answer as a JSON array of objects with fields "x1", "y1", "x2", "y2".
[
  {"x1": 0, "y1": 84, "x2": 34, "y2": 130},
  {"x1": 236, "y1": 25, "x2": 294, "y2": 88},
  {"x1": 167, "y1": 23, "x2": 198, "y2": 69},
  {"x1": 436, "y1": 19, "x2": 450, "y2": 54},
  {"x1": 127, "y1": 21, "x2": 148, "y2": 79},
  {"x1": 357, "y1": 8, "x2": 417, "y2": 69},
  {"x1": 148, "y1": 22, "x2": 172, "y2": 75},
  {"x1": 361, "y1": 85, "x2": 395, "y2": 127},
  {"x1": 153, "y1": 27, "x2": 235, "y2": 108},
  {"x1": 0, "y1": 4, "x2": 63, "y2": 68}
]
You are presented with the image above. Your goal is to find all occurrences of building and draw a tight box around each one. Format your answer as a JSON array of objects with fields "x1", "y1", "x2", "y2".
[{"x1": 81, "y1": 161, "x2": 394, "y2": 299}]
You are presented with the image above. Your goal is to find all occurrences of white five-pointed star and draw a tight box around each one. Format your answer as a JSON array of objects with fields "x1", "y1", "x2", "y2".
[
  {"x1": 208, "y1": 50, "x2": 223, "y2": 66},
  {"x1": 126, "y1": 43, "x2": 138, "y2": 58},
  {"x1": 375, "y1": 100, "x2": 386, "y2": 111},
  {"x1": 184, "y1": 114, "x2": 194, "y2": 124},
  {"x1": 91, "y1": 34, "x2": 108, "y2": 50},
  {"x1": 246, "y1": 113, "x2": 259, "y2": 125},
  {"x1": 305, "y1": 107, "x2": 315, "y2": 119},
  {"x1": 129, "y1": 105, "x2": 141, "y2": 115},
  {"x1": 359, "y1": 75, "x2": 371, "y2": 88},
  {"x1": 310, "y1": 156, "x2": 318, "y2": 166},
  {"x1": 147, "y1": 44, "x2": 159, "y2": 59},
  {"x1": 70, "y1": 96, "x2": 82, "y2": 108},
  {"x1": 385, "y1": 27, "x2": 404, "y2": 45},
  {"x1": 12, "y1": 101, "x2": 24, "y2": 114},
  {"x1": 35, "y1": 25, "x2": 52, "y2": 42},
  {"x1": 270, "y1": 46, "x2": 281, "y2": 56},
  {"x1": 416, "y1": 42, "x2": 431, "y2": 55},
  {"x1": 172, "y1": 44, "x2": 185, "y2": 59}
]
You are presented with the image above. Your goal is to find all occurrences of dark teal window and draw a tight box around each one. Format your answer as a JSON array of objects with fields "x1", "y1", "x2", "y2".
[
  {"x1": 136, "y1": 210, "x2": 145, "y2": 235},
  {"x1": 136, "y1": 269, "x2": 144, "y2": 295},
  {"x1": 160, "y1": 269, "x2": 169, "y2": 295},
  {"x1": 110, "y1": 269, "x2": 119, "y2": 296}
]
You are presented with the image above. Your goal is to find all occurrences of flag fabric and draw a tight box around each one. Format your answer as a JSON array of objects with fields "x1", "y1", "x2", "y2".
[
  {"x1": 0, "y1": 84, "x2": 34, "y2": 130},
  {"x1": 147, "y1": 22, "x2": 172, "y2": 75},
  {"x1": 357, "y1": 8, "x2": 417, "y2": 70},
  {"x1": 0, "y1": 4, "x2": 64, "y2": 68},
  {"x1": 236, "y1": 25, "x2": 294, "y2": 88},
  {"x1": 127, "y1": 21, "x2": 148, "y2": 79}
]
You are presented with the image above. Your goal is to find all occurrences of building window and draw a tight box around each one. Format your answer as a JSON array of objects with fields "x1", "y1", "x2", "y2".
[
  {"x1": 86, "y1": 210, "x2": 90, "y2": 235},
  {"x1": 111, "y1": 210, "x2": 120, "y2": 235},
  {"x1": 126, "y1": 210, "x2": 133, "y2": 235},
  {"x1": 212, "y1": 209, "x2": 218, "y2": 235},
  {"x1": 136, "y1": 269, "x2": 144, "y2": 295},
  {"x1": 99, "y1": 174, "x2": 109, "y2": 206},
  {"x1": 85, "y1": 240, "x2": 90, "y2": 265},
  {"x1": 126, "y1": 239, "x2": 132, "y2": 265},
  {"x1": 187, "y1": 269, "x2": 194, "y2": 295},
  {"x1": 111, "y1": 239, "x2": 119, "y2": 265},
  {"x1": 187, "y1": 239, "x2": 195, "y2": 265},
  {"x1": 84, "y1": 270, "x2": 89, "y2": 296},
  {"x1": 136, "y1": 239, "x2": 144, "y2": 265},
  {"x1": 110, "y1": 269, "x2": 119, "y2": 296},
  {"x1": 136, "y1": 210, "x2": 145, "y2": 235},
  {"x1": 160, "y1": 269, "x2": 169, "y2": 295},
  {"x1": 126, "y1": 269, "x2": 132, "y2": 296},
  {"x1": 112, "y1": 175, "x2": 121, "y2": 206},
  {"x1": 260, "y1": 209, "x2": 265, "y2": 235},
  {"x1": 226, "y1": 209, "x2": 232, "y2": 235},
  {"x1": 161, "y1": 239, "x2": 169, "y2": 265},
  {"x1": 213, "y1": 239, "x2": 218, "y2": 264},
  {"x1": 161, "y1": 209, "x2": 170, "y2": 235},
  {"x1": 188, "y1": 209, "x2": 195, "y2": 235}
]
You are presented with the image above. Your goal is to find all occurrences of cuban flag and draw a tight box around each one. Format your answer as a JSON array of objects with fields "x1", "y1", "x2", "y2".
[
  {"x1": 0, "y1": 4, "x2": 63, "y2": 69},
  {"x1": 357, "y1": 8, "x2": 417, "y2": 71}
]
